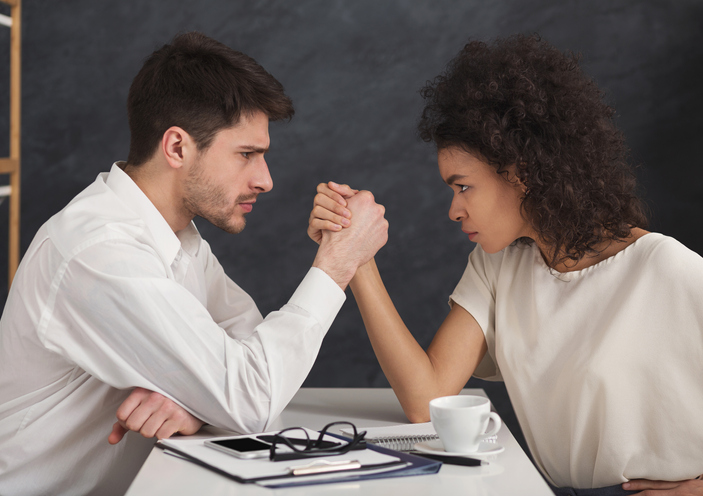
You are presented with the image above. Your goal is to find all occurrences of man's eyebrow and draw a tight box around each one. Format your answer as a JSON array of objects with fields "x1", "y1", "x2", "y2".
[
  {"x1": 445, "y1": 174, "x2": 467, "y2": 185},
  {"x1": 238, "y1": 145, "x2": 269, "y2": 153}
]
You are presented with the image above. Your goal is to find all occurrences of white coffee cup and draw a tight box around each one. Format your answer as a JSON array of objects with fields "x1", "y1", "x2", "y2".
[{"x1": 429, "y1": 395, "x2": 502, "y2": 453}]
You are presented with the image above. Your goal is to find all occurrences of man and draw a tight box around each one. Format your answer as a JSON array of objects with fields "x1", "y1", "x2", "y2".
[{"x1": 0, "y1": 32, "x2": 388, "y2": 495}]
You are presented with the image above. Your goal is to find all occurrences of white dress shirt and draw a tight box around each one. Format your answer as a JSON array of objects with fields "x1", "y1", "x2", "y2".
[
  {"x1": 450, "y1": 235, "x2": 703, "y2": 488},
  {"x1": 0, "y1": 163, "x2": 346, "y2": 496}
]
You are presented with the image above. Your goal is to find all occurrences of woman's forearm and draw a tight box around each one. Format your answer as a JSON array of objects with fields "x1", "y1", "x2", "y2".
[{"x1": 350, "y1": 259, "x2": 452, "y2": 421}]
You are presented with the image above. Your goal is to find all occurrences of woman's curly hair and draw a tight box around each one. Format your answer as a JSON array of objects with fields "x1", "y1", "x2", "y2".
[{"x1": 418, "y1": 34, "x2": 648, "y2": 267}]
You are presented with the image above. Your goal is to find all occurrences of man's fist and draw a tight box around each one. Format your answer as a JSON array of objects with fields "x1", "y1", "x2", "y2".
[{"x1": 108, "y1": 387, "x2": 204, "y2": 445}]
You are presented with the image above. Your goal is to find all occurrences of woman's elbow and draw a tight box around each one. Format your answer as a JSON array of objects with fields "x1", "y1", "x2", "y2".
[{"x1": 404, "y1": 408, "x2": 431, "y2": 424}]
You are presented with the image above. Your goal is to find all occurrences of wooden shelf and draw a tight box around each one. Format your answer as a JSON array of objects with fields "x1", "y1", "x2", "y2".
[{"x1": 0, "y1": 0, "x2": 20, "y2": 286}]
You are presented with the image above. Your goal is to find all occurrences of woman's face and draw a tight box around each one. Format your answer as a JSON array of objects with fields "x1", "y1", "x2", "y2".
[{"x1": 438, "y1": 147, "x2": 535, "y2": 253}]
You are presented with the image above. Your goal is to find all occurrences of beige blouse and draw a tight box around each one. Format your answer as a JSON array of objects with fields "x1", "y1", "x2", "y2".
[{"x1": 450, "y1": 234, "x2": 703, "y2": 488}]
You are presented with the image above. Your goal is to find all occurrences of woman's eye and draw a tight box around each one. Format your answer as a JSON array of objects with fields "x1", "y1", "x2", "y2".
[
  {"x1": 460, "y1": 185, "x2": 470, "y2": 193},
  {"x1": 241, "y1": 152, "x2": 250, "y2": 159}
]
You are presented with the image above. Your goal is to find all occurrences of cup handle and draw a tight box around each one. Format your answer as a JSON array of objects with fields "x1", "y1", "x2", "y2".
[{"x1": 482, "y1": 412, "x2": 502, "y2": 438}]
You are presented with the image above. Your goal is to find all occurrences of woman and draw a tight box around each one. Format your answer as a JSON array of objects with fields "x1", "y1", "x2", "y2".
[{"x1": 308, "y1": 35, "x2": 703, "y2": 496}]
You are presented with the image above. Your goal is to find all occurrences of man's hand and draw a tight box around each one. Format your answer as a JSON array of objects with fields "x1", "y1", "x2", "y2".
[
  {"x1": 308, "y1": 181, "x2": 358, "y2": 244},
  {"x1": 108, "y1": 387, "x2": 204, "y2": 445},
  {"x1": 311, "y1": 182, "x2": 388, "y2": 290},
  {"x1": 623, "y1": 477, "x2": 703, "y2": 495}
]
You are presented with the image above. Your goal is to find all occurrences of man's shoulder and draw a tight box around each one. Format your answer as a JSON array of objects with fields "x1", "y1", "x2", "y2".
[{"x1": 45, "y1": 177, "x2": 146, "y2": 258}]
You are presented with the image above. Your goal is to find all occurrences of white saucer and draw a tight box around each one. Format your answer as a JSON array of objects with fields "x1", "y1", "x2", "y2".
[{"x1": 414, "y1": 439, "x2": 504, "y2": 459}]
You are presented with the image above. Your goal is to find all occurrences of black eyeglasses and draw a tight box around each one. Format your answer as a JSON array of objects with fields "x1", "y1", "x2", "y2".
[{"x1": 262, "y1": 421, "x2": 367, "y2": 461}]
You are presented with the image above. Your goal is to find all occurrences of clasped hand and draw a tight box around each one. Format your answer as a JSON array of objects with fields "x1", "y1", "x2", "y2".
[
  {"x1": 309, "y1": 181, "x2": 388, "y2": 289},
  {"x1": 307, "y1": 181, "x2": 359, "y2": 243}
]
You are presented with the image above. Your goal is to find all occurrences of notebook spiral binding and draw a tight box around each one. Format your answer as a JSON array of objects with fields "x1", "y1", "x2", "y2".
[
  {"x1": 366, "y1": 434, "x2": 439, "y2": 452},
  {"x1": 366, "y1": 433, "x2": 498, "y2": 452}
]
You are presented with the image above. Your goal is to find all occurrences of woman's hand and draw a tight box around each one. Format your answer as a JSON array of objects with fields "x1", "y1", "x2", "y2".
[
  {"x1": 307, "y1": 181, "x2": 358, "y2": 244},
  {"x1": 623, "y1": 477, "x2": 703, "y2": 495}
]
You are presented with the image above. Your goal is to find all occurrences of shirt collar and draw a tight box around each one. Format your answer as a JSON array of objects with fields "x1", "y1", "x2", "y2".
[{"x1": 105, "y1": 161, "x2": 201, "y2": 264}]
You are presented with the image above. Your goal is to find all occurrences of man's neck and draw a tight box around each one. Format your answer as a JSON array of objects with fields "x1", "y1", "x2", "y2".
[{"x1": 123, "y1": 161, "x2": 192, "y2": 233}]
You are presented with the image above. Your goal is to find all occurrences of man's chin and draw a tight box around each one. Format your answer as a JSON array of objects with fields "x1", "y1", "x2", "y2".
[
  {"x1": 223, "y1": 221, "x2": 245, "y2": 235},
  {"x1": 208, "y1": 216, "x2": 245, "y2": 234}
]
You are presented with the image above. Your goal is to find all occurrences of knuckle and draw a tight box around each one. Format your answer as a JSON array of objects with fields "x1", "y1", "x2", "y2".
[
  {"x1": 125, "y1": 418, "x2": 140, "y2": 431},
  {"x1": 358, "y1": 190, "x2": 373, "y2": 201},
  {"x1": 146, "y1": 396, "x2": 163, "y2": 409},
  {"x1": 148, "y1": 391, "x2": 165, "y2": 401},
  {"x1": 163, "y1": 400, "x2": 178, "y2": 414}
]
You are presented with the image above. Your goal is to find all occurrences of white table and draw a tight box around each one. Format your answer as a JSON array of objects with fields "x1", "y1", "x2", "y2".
[{"x1": 126, "y1": 388, "x2": 553, "y2": 495}]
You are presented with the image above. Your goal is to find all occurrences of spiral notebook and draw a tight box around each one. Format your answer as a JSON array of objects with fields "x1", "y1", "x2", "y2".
[
  {"x1": 341, "y1": 422, "x2": 439, "y2": 452},
  {"x1": 341, "y1": 422, "x2": 498, "y2": 452}
]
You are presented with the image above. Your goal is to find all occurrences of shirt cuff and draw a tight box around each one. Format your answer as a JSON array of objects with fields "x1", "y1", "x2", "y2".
[{"x1": 287, "y1": 267, "x2": 346, "y2": 331}]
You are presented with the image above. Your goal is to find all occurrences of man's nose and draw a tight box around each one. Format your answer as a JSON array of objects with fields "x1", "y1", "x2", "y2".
[{"x1": 252, "y1": 158, "x2": 273, "y2": 193}]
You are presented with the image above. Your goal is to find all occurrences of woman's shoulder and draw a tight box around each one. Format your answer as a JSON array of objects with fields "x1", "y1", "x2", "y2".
[
  {"x1": 631, "y1": 232, "x2": 700, "y2": 258},
  {"x1": 630, "y1": 232, "x2": 703, "y2": 277}
]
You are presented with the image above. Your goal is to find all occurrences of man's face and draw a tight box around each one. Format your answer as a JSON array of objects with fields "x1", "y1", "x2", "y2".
[{"x1": 182, "y1": 111, "x2": 272, "y2": 234}]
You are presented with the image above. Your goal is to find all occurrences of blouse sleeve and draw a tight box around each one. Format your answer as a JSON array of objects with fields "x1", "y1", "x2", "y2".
[{"x1": 448, "y1": 245, "x2": 503, "y2": 381}]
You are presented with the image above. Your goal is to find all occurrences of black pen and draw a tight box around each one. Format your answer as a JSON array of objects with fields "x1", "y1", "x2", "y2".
[{"x1": 408, "y1": 451, "x2": 483, "y2": 467}]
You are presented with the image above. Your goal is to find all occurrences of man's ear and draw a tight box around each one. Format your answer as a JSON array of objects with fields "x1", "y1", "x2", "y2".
[{"x1": 161, "y1": 126, "x2": 195, "y2": 170}]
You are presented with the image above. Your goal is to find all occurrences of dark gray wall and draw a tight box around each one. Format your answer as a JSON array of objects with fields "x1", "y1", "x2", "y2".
[{"x1": 0, "y1": 0, "x2": 701, "y2": 450}]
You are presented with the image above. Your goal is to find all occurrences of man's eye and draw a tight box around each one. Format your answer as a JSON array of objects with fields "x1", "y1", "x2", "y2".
[
  {"x1": 460, "y1": 185, "x2": 470, "y2": 193},
  {"x1": 241, "y1": 152, "x2": 250, "y2": 159}
]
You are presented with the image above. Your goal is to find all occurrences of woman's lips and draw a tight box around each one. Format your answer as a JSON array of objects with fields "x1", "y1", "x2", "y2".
[{"x1": 462, "y1": 229, "x2": 477, "y2": 241}]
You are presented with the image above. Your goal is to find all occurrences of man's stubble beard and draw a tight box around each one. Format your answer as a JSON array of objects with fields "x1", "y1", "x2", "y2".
[{"x1": 183, "y1": 160, "x2": 253, "y2": 235}]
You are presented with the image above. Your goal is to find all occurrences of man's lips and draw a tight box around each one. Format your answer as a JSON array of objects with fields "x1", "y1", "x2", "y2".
[{"x1": 239, "y1": 200, "x2": 256, "y2": 213}]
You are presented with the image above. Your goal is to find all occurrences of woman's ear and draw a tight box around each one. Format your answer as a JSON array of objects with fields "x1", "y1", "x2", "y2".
[
  {"x1": 514, "y1": 162, "x2": 529, "y2": 195},
  {"x1": 504, "y1": 163, "x2": 529, "y2": 194}
]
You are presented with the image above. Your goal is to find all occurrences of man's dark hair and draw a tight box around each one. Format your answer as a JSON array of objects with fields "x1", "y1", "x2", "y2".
[
  {"x1": 127, "y1": 32, "x2": 294, "y2": 166},
  {"x1": 418, "y1": 34, "x2": 648, "y2": 267}
]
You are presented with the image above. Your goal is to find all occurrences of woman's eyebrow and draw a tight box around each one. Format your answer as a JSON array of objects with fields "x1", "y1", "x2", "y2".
[{"x1": 445, "y1": 174, "x2": 468, "y2": 185}]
